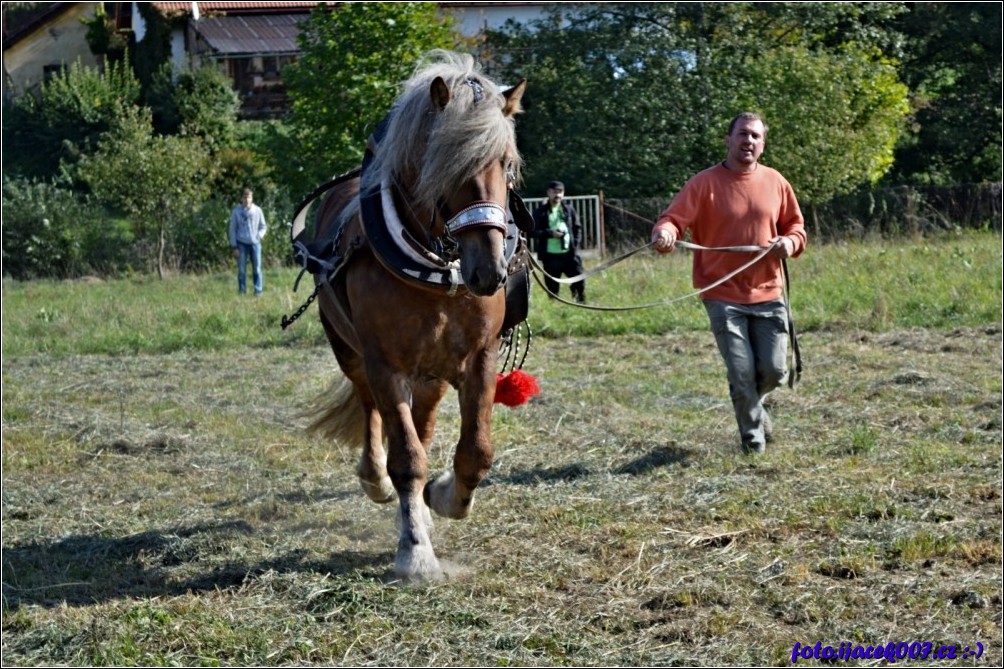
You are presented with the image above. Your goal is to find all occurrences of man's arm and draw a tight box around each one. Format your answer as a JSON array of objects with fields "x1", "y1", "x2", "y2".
[
  {"x1": 257, "y1": 206, "x2": 267, "y2": 240},
  {"x1": 775, "y1": 180, "x2": 806, "y2": 257},
  {"x1": 568, "y1": 206, "x2": 583, "y2": 248},
  {"x1": 228, "y1": 208, "x2": 238, "y2": 247},
  {"x1": 530, "y1": 206, "x2": 550, "y2": 243}
]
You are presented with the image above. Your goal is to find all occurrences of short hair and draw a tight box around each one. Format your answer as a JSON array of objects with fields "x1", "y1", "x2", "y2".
[
  {"x1": 242, "y1": 187, "x2": 253, "y2": 196},
  {"x1": 547, "y1": 180, "x2": 565, "y2": 191},
  {"x1": 727, "y1": 112, "x2": 768, "y2": 136}
]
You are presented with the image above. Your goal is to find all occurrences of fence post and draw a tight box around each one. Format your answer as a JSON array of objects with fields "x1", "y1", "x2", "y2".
[{"x1": 598, "y1": 190, "x2": 606, "y2": 258}]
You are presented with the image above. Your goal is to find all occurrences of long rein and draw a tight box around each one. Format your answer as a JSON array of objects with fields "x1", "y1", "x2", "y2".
[
  {"x1": 528, "y1": 204, "x2": 802, "y2": 387},
  {"x1": 528, "y1": 239, "x2": 775, "y2": 312}
]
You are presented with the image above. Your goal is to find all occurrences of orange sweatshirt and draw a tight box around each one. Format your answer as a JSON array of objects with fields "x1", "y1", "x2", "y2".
[{"x1": 652, "y1": 163, "x2": 806, "y2": 304}]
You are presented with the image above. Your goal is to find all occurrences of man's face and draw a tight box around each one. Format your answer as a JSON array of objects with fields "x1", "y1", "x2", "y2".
[
  {"x1": 726, "y1": 119, "x2": 766, "y2": 167},
  {"x1": 242, "y1": 191, "x2": 254, "y2": 207},
  {"x1": 548, "y1": 187, "x2": 564, "y2": 205}
]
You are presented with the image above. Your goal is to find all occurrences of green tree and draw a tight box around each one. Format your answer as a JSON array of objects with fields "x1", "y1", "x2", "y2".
[
  {"x1": 80, "y1": 1, "x2": 128, "y2": 63},
  {"x1": 2, "y1": 57, "x2": 140, "y2": 180},
  {"x1": 486, "y1": 4, "x2": 717, "y2": 198},
  {"x1": 282, "y1": 2, "x2": 461, "y2": 192},
  {"x1": 486, "y1": 3, "x2": 910, "y2": 203},
  {"x1": 732, "y1": 44, "x2": 910, "y2": 234},
  {"x1": 1, "y1": 175, "x2": 133, "y2": 279},
  {"x1": 76, "y1": 106, "x2": 213, "y2": 278},
  {"x1": 132, "y1": 1, "x2": 173, "y2": 99},
  {"x1": 888, "y1": 2, "x2": 1002, "y2": 185},
  {"x1": 146, "y1": 62, "x2": 241, "y2": 148}
]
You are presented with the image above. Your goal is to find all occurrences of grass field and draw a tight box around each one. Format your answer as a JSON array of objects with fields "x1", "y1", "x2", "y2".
[{"x1": 2, "y1": 232, "x2": 1001, "y2": 666}]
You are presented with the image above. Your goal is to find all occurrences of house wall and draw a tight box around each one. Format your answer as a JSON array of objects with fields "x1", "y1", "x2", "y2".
[
  {"x1": 443, "y1": 3, "x2": 551, "y2": 35},
  {"x1": 3, "y1": 2, "x2": 557, "y2": 104},
  {"x1": 170, "y1": 25, "x2": 187, "y2": 72},
  {"x1": 3, "y1": 2, "x2": 103, "y2": 96}
]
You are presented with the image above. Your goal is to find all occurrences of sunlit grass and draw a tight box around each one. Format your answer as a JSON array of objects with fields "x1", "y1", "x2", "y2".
[
  {"x1": 1, "y1": 230, "x2": 1001, "y2": 666},
  {"x1": 3, "y1": 232, "x2": 1000, "y2": 358}
]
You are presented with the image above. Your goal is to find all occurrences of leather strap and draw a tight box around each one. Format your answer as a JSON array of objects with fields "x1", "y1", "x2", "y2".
[{"x1": 782, "y1": 258, "x2": 802, "y2": 388}]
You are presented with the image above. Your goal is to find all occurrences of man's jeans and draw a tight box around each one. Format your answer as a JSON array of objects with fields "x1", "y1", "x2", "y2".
[
  {"x1": 704, "y1": 299, "x2": 789, "y2": 449},
  {"x1": 236, "y1": 241, "x2": 262, "y2": 295}
]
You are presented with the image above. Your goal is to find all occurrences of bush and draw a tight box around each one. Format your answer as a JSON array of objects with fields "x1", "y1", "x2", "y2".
[
  {"x1": 2, "y1": 176, "x2": 134, "y2": 279},
  {"x1": 2, "y1": 58, "x2": 140, "y2": 181}
]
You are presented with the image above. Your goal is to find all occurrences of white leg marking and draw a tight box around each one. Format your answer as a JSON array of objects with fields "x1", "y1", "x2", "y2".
[{"x1": 394, "y1": 497, "x2": 442, "y2": 582}]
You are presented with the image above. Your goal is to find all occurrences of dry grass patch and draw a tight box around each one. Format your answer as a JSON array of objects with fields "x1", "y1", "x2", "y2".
[{"x1": 3, "y1": 328, "x2": 1001, "y2": 666}]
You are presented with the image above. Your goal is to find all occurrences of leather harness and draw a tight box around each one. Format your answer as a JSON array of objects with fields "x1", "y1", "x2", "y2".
[{"x1": 285, "y1": 115, "x2": 534, "y2": 351}]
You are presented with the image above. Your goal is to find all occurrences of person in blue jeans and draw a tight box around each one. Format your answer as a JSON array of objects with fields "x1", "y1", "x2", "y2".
[{"x1": 228, "y1": 187, "x2": 268, "y2": 295}]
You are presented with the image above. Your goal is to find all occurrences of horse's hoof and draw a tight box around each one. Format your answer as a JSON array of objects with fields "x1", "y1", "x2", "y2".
[
  {"x1": 426, "y1": 471, "x2": 473, "y2": 519},
  {"x1": 395, "y1": 546, "x2": 442, "y2": 583},
  {"x1": 360, "y1": 476, "x2": 396, "y2": 503}
]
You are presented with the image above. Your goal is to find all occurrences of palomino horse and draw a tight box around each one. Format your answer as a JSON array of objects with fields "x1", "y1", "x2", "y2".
[{"x1": 302, "y1": 51, "x2": 527, "y2": 581}]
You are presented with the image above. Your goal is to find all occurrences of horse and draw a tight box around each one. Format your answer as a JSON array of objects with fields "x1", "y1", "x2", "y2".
[{"x1": 298, "y1": 51, "x2": 528, "y2": 582}]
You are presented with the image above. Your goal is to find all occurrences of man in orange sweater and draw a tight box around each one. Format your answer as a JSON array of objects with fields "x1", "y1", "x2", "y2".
[{"x1": 651, "y1": 112, "x2": 807, "y2": 455}]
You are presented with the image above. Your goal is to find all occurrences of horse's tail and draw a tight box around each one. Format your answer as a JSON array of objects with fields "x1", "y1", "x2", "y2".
[{"x1": 303, "y1": 376, "x2": 365, "y2": 449}]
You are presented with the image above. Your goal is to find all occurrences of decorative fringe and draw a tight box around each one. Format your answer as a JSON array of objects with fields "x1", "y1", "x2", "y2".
[{"x1": 494, "y1": 369, "x2": 540, "y2": 407}]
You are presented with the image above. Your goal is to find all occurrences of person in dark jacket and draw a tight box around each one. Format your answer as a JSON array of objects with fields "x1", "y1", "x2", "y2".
[{"x1": 531, "y1": 180, "x2": 585, "y2": 302}]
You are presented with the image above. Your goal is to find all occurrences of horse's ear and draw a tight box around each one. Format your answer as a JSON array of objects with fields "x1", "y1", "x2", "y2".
[
  {"x1": 502, "y1": 79, "x2": 527, "y2": 117},
  {"x1": 430, "y1": 76, "x2": 451, "y2": 112}
]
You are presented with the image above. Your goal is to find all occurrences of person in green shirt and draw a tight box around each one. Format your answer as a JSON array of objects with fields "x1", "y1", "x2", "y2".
[{"x1": 531, "y1": 180, "x2": 585, "y2": 303}]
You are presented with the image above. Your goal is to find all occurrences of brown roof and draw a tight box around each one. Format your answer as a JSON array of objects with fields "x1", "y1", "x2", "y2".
[
  {"x1": 2, "y1": 2, "x2": 76, "y2": 48},
  {"x1": 194, "y1": 13, "x2": 306, "y2": 56},
  {"x1": 153, "y1": 2, "x2": 326, "y2": 16}
]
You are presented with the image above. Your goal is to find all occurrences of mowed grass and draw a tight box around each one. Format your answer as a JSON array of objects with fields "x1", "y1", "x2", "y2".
[{"x1": 2, "y1": 231, "x2": 1001, "y2": 666}]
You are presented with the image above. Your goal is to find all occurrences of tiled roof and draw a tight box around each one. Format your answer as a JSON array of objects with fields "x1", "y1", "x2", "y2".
[
  {"x1": 154, "y1": 2, "x2": 325, "y2": 16},
  {"x1": 193, "y1": 13, "x2": 305, "y2": 56},
  {"x1": 2, "y1": 3, "x2": 76, "y2": 48}
]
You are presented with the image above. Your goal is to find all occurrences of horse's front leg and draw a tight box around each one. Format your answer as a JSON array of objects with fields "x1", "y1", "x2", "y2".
[
  {"x1": 375, "y1": 371, "x2": 442, "y2": 581},
  {"x1": 426, "y1": 348, "x2": 496, "y2": 520}
]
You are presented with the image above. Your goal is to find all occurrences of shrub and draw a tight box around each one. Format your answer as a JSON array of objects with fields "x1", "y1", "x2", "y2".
[{"x1": 1, "y1": 176, "x2": 134, "y2": 279}]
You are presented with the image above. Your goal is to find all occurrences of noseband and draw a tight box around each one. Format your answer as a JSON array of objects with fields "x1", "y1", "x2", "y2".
[{"x1": 445, "y1": 201, "x2": 508, "y2": 235}]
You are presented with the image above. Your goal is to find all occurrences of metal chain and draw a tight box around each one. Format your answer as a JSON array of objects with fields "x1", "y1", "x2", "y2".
[
  {"x1": 280, "y1": 281, "x2": 322, "y2": 330},
  {"x1": 280, "y1": 215, "x2": 350, "y2": 331}
]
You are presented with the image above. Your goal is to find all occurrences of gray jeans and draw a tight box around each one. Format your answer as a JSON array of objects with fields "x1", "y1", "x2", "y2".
[{"x1": 704, "y1": 300, "x2": 789, "y2": 449}]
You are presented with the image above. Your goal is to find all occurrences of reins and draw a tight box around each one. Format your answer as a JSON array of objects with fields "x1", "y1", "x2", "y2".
[
  {"x1": 530, "y1": 203, "x2": 803, "y2": 388},
  {"x1": 529, "y1": 240, "x2": 774, "y2": 311}
]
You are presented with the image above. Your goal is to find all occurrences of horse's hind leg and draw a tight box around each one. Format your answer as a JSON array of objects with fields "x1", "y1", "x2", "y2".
[
  {"x1": 319, "y1": 310, "x2": 394, "y2": 504},
  {"x1": 359, "y1": 379, "x2": 445, "y2": 509},
  {"x1": 357, "y1": 398, "x2": 395, "y2": 504}
]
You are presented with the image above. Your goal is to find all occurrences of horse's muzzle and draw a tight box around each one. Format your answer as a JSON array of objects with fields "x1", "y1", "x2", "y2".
[{"x1": 464, "y1": 262, "x2": 507, "y2": 296}]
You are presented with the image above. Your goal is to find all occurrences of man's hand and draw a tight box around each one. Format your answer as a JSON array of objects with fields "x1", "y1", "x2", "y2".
[
  {"x1": 232, "y1": 248, "x2": 240, "y2": 259},
  {"x1": 652, "y1": 228, "x2": 677, "y2": 254},
  {"x1": 769, "y1": 236, "x2": 794, "y2": 259}
]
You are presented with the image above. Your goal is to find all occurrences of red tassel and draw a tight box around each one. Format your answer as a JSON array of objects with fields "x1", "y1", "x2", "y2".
[{"x1": 494, "y1": 370, "x2": 540, "y2": 407}]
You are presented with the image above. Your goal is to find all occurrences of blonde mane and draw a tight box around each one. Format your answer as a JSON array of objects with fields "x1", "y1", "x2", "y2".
[{"x1": 369, "y1": 50, "x2": 522, "y2": 213}]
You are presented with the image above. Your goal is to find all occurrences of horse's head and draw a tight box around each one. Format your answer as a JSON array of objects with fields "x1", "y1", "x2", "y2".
[
  {"x1": 429, "y1": 75, "x2": 526, "y2": 295},
  {"x1": 372, "y1": 51, "x2": 526, "y2": 296}
]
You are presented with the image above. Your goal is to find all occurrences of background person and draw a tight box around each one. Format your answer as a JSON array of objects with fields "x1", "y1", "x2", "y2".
[
  {"x1": 531, "y1": 180, "x2": 585, "y2": 303},
  {"x1": 228, "y1": 187, "x2": 268, "y2": 296},
  {"x1": 651, "y1": 112, "x2": 807, "y2": 455}
]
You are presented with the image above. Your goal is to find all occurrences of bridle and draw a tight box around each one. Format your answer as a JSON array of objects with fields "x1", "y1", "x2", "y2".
[
  {"x1": 438, "y1": 200, "x2": 509, "y2": 237},
  {"x1": 434, "y1": 163, "x2": 517, "y2": 239}
]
